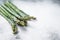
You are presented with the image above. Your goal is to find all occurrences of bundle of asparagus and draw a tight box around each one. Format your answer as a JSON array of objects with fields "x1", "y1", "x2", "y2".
[{"x1": 0, "y1": 1, "x2": 36, "y2": 35}]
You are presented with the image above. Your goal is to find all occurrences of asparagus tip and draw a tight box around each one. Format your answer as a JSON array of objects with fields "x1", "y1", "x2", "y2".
[
  {"x1": 30, "y1": 16, "x2": 36, "y2": 20},
  {"x1": 13, "y1": 31, "x2": 18, "y2": 35},
  {"x1": 23, "y1": 16, "x2": 36, "y2": 21},
  {"x1": 12, "y1": 25, "x2": 18, "y2": 35},
  {"x1": 17, "y1": 21, "x2": 26, "y2": 26}
]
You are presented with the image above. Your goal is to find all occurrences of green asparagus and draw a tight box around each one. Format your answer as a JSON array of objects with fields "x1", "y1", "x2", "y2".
[
  {"x1": 4, "y1": 1, "x2": 36, "y2": 20},
  {"x1": 1, "y1": 5, "x2": 26, "y2": 26},
  {"x1": 0, "y1": 7, "x2": 18, "y2": 34}
]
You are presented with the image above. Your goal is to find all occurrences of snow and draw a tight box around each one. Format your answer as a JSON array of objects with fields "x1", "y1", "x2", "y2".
[{"x1": 0, "y1": 0, "x2": 60, "y2": 40}]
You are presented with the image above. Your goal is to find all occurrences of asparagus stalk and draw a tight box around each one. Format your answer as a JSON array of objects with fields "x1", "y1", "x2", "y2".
[
  {"x1": 3, "y1": 4, "x2": 24, "y2": 20},
  {"x1": 2, "y1": 4, "x2": 27, "y2": 23},
  {"x1": 5, "y1": 1, "x2": 28, "y2": 17},
  {"x1": 1, "y1": 5, "x2": 26, "y2": 26},
  {"x1": 4, "y1": 2, "x2": 27, "y2": 20},
  {"x1": 0, "y1": 7, "x2": 18, "y2": 34},
  {"x1": 4, "y1": 1, "x2": 36, "y2": 20},
  {"x1": 8, "y1": 1, "x2": 29, "y2": 16}
]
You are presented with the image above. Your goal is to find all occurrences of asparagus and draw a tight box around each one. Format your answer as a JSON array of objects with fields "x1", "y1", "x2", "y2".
[
  {"x1": 0, "y1": 7, "x2": 18, "y2": 34},
  {"x1": 1, "y1": 5, "x2": 26, "y2": 26},
  {"x1": 4, "y1": 1, "x2": 36, "y2": 20},
  {"x1": 4, "y1": 1, "x2": 27, "y2": 17},
  {"x1": 2, "y1": 4, "x2": 27, "y2": 26},
  {"x1": 3, "y1": 4, "x2": 24, "y2": 20},
  {"x1": 4, "y1": 2, "x2": 27, "y2": 20}
]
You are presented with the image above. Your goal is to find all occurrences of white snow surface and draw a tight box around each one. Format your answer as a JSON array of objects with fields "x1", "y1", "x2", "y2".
[{"x1": 0, "y1": 1, "x2": 60, "y2": 40}]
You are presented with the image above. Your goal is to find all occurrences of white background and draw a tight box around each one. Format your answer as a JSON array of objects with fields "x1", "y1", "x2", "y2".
[{"x1": 0, "y1": 0, "x2": 60, "y2": 40}]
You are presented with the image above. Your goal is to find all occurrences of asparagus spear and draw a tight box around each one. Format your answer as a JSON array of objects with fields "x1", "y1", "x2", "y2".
[
  {"x1": 3, "y1": 4, "x2": 23, "y2": 20},
  {"x1": 0, "y1": 7, "x2": 18, "y2": 34},
  {"x1": 4, "y1": 1, "x2": 36, "y2": 20},
  {"x1": 4, "y1": 2, "x2": 27, "y2": 20},
  {"x1": 4, "y1": 1, "x2": 27, "y2": 17},
  {"x1": 1, "y1": 5, "x2": 26, "y2": 26},
  {"x1": 2, "y1": 4, "x2": 27, "y2": 26}
]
